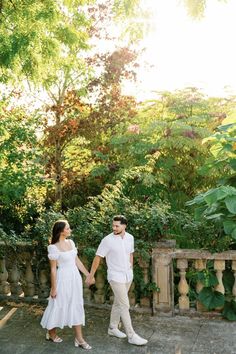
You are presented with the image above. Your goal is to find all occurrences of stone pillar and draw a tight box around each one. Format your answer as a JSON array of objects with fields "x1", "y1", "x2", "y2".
[
  {"x1": 177, "y1": 258, "x2": 189, "y2": 312},
  {"x1": 214, "y1": 260, "x2": 225, "y2": 294},
  {"x1": 195, "y1": 259, "x2": 207, "y2": 312},
  {"x1": 0, "y1": 258, "x2": 10, "y2": 294},
  {"x1": 152, "y1": 240, "x2": 176, "y2": 315},
  {"x1": 214, "y1": 259, "x2": 225, "y2": 311}
]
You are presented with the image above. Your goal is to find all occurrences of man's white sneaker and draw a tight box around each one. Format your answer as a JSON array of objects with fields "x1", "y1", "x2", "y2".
[
  {"x1": 128, "y1": 333, "x2": 148, "y2": 346},
  {"x1": 108, "y1": 328, "x2": 127, "y2": 339}
]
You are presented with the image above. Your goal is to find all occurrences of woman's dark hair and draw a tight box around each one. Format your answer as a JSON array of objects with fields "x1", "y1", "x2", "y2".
[
  {"x1": 51, "y1": 220, "x2": 67, "y2": 244},
  {"x1": 113, "y1": 215, "x2": 128, "y2": 225}
]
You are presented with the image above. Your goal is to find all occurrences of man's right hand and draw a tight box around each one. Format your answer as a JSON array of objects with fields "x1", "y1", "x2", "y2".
[{"x1": 85, "y1": 274, "x2": 95, "y2": 286}]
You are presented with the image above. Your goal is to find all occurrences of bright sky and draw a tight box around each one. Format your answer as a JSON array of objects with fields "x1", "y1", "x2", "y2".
[{"x1": 128, "y1": 0, "x2": 236, "y2": 100}]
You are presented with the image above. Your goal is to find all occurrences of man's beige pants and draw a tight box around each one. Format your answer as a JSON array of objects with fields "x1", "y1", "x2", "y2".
[{"x1": 109, "y1": 280, "x2": 135, "y2": 338}]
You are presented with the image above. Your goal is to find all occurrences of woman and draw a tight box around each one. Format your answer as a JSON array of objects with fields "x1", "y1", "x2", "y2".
[{"x1": 40, "y1": 219, "x2": 94, "y2": 349}]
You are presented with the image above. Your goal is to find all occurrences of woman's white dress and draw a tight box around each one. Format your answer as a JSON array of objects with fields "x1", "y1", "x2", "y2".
[{"x1": 40, "y1": 239, "x2": 85, "y2": 329}]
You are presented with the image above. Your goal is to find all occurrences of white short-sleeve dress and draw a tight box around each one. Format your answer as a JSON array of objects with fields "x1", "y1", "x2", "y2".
[{"x1": 40, "y1": 239, "x2": 85, "y2": 329}]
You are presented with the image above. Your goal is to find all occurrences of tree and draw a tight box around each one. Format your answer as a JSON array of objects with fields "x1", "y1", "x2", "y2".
[
  {"x1": 38, "y1": 1, "x2": 146, "y2": 209},
  {"x1": 0, "y1": 93, "x2": 45, "y2": 232},
  {"x1": 87, "y1": 88, "x2": 230, "y2": 209}
]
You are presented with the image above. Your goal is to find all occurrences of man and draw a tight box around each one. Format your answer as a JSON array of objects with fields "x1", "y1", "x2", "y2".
[{"x1": 86, "y1": 215, "x2": 148, "y2": 346}]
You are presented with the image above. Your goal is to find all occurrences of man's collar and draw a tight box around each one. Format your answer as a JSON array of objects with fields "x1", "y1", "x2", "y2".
[{"x1": 113, "y1": 232, "x2": 126, "y2": 238}]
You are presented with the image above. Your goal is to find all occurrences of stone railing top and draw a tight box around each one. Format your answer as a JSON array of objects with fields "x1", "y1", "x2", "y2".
[
  {"x1": 0, "y1": 241, "x2": 34, "y2": 247},
  {"x1": 173, "y1": 249, "x2": 236, "y2": 260}
]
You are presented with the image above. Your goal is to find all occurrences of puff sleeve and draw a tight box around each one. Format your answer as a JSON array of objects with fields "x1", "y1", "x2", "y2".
[
  {"x1": 70, "y1": 239, "x2": 77, "y2": 250},
  {"x1": 48, "y1": 244, "x2": 59, "y2": 260}
]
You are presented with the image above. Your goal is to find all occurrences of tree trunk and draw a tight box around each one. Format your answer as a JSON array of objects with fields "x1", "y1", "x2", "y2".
[{"x1": 54, "y1": 112, "x2": 62, "y2": 210}]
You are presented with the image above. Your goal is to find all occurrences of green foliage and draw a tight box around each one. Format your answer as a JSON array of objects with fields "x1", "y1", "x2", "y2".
[
  {"x1": 197, "y1": 269, "x2": 218, "y2": 287},
  {"x1": 67, "y1": 179, "x2": 173, "y2": 250},
  {"x1": 187, "y1": 118, "x2": 236, "y2": 243},
  {"x1": 195, "y1": 268, "x2": 225, "y2": 311},
  {"x1": 0, "y1": 97, "x2": 46, "y2": 232},
  {"x1": 0, "y1": 225, "x2": 18, "y2": 257},
  {"x1": 89, "y1": 88, "x2": 226, "y2": 210},
  {"x1": 140, "y1": 281, "x2": 160, "y2": 297},
  {"x1": 30, "y1": 209, "x2": 65, "y2": 246},
  {"x1": 170, "y1": 211, "x2": 230, "y2": 251}
]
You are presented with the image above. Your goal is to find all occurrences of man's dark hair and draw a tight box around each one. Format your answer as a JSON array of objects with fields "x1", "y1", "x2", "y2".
[{"x1": 113, "y1": 215, "x2": 128, "y2": 225}]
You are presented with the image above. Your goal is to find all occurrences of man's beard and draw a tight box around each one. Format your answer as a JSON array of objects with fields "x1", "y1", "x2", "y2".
[{"x1": 114, "y1": 230, "x2": 122, "y2": 235}]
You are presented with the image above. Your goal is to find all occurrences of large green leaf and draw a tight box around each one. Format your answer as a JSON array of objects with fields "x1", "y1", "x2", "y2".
[
  {"x1": 205, "y1": 213, "x2": 224, "y2": 220},
  {"x1": 225, "y1": 196, "x2": 236, "y2": 214},
  {"x1": 198, "y1": 287, "x2": 225, "y2": 310},
  {"x1": 223, "y1": 220, "x2": 236, "y2": 235},
  {"x1": 232, "y1": 228, "x2": 236, "y2": 240},
  {"x1": 203, "y1": 189, "x2": 219, "y2": 205},
  {"x1": 194, "y1": 205, "x2": 206, "y2": 220},
  {"x1": 186, "y1": 193, "x2": 204, "y2": 206},
  {"x1": 216, "y1": 187, "x2": 233, "y2": 201},
  {"x1": 222, "y1": 301, "x2": 236, "y2": 321}
]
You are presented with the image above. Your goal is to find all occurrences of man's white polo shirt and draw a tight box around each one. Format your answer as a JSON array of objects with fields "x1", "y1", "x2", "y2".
[{"x1": 96, "y1": 232, "x2": 134, "y2": 283}]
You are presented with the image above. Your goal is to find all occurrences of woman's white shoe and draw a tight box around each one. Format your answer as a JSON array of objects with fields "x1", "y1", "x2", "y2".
[
  {"x1": 45, "y1": 332, "x2": 63, "y2": 343},
  {"x1": 74, "y1": 338, "x2": 92, "y2": 350}
]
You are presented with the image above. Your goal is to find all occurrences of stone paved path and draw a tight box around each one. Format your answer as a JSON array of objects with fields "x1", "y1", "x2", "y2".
[{"x1": 0, "y1": 302, "x2": 236, "y2": 354}]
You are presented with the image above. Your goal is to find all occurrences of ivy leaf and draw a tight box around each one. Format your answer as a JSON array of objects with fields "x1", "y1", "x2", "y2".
[{"x1": 198, "y1": 288, "x2": 225, "y2": 310}]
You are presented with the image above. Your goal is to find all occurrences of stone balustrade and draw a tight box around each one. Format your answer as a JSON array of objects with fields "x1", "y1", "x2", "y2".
[
  {"x1": 0, "y1": 241, "x2": 152, "y2": 312},
  {"x1": 152, "y1": 242, "x2": 236, "y2": 315},
  {"x1": 1, "y1": 240, "x2": 236, "y2": 317}
]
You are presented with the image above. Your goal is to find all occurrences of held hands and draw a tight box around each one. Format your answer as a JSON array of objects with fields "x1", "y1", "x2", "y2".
[
  {"x1": 50, "y1": 288, "x2": 57, "y2": 298},
  {"x1": 85, "y1": 274, "x2": 95, "y2": 287}
]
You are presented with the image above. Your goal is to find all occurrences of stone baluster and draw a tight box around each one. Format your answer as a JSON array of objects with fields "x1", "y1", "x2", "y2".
[
  {"x1": 128, "y1": 281, "x2": 136, "y2": 306},
  {"x1": 0, "y1": 258, "x2": 10, "y2": 294},
  {"x1": 24, "y1": 260, "x2": 35, "y2": 297},
  {"x1": 38, "y1": 269, "x2": 50, "y2": 298},
  {"x1": 214, "y1": 259, "x2": 225, "y2": 311},
  {"x1": 138, "y1": 257, "x2": 150, "y2": 307},
  {"x1": 232, "y1": 261, "x2": 236, "y2": 302},
  {"x1": 177, "y1": 258, "x2": 189, "y2": 312},
  {"x1": 8, "y1": 261, "x2": 23, "y2": 295},
  {"x1": 214, "y1": 260, "x2": 225, "y2": 294},
  {"x1": 195, "y1": 259, "x2": 207, "y2": 311},
  {"x1": 94, "y1": 265, "x2": 105, "y2": 304}
]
